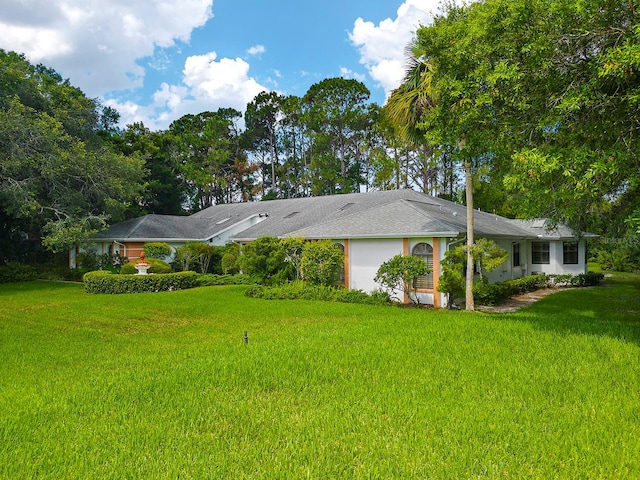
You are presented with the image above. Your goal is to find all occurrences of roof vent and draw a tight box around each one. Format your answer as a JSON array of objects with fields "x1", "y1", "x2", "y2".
[
  {"x1": 339, "y1": 203, "x2": 355, "y2": 211},
  {"x1": 215, "y1": 217, "x2": 230, "y2": 225},
  {"x1": 284, "y1": 211, "x2": 299, "y2": 219}
]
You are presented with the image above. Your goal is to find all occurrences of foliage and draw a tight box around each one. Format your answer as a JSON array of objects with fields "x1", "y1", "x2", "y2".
[
  {"x1": 281, "y1": 236, "x2": 305, "y2": 280},
  {"x1": 171, "y1": 241, "x2": 225, "y2": 274},
  {"x1": 235, "y1": 236, "x2": 294, "y2": 285},
  {"x1": 173, "y1": 243, "x2": 199, "y2": 272},
  {"x1": 374, "y1": 254, "x2": 430, "y2": 304},
  {"x1": 111, "y1": 122, "x2": 187, "y2": 216},
  {"x1": 437, "y1": 240, "x2": 508, "y2": 308},
  {"x1": 300, "y1": 240, "x2": 344, "y2": 286},
  {"x1": 143, "y1": 242, "x2": 172, "y2": 260},
  {"x1": 303, "y1": 78, "x2": 373, "y2": 194},
  {"x1": 469, "y1": 238, "x2": 509, "y2": 281},
  {"x1": 83, "y1": 270, "x2": 198, "y2": 294},
  {"x1": 244, "y1": 280, "x2": 391, "y2": 305},
  {"x1": 76, "y1": 251, "x2": 126, "y2": 273},
  {"x1": 189, "y1": 242, "x2": 224, "y2": 274},
  {"x1": 119, "y1": 257, "x2": 172, "y2": 275},
  {"x1": 221, "y1": 243, "x2": 241, "y2": 275},
  {"x1": 408, "y1": 0, "x2": 640, "y2": 234},
  {"x1": 0, "y1": 51, "x2": 144, "y2": 256},
  {"x1": 591, "y1": 236, "x2": 640, "y2": 274},
  {"x1": 167, "y1": 109, "x2": 253, "y2": 210},
  {"x1": 0, "y1": 264, "x2": 38, "y2": 283},
  {"x1": 437, "y1": 246, "x2": 468, "y2": 308},
  {"x1": 245, "y1": 91, "x2": 286, "y2": 195},
  {"x1": 196, "y1": 274, "x2": 255, "y2": 287},
  {"x1": 473, "y1": 273, "x2": 605, "y2": 306}
]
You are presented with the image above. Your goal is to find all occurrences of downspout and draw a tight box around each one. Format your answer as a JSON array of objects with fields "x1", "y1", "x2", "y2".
[{"x1": 114, "y1": 241, "x2": 126, "y2": 260}]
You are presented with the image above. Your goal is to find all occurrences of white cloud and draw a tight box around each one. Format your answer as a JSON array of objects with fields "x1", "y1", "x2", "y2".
[
  {"x1": 349, "y1": 0, "x2": 442, "y2": 98},
  {"x1": 109, "y1": 52, "x2": 268, "y2": 130},
  {"x1": 0, "y1": 0, "x2": 213, "y2": 97},
  {"x1": 247, "y1": 44, "x2": 266, "y2": 56},
  {"x1": 339, "y1": 67, "x2": 366, "y2": 82}
]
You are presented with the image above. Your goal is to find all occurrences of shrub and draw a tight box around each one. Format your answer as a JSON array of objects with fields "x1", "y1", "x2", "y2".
[
  {"x1": 375, "y1": 254, "x2": 430, "y2": 304},
  {"x1": 144, "y1": 242, "x2": 172, "y2": 259},
  {"x1": 591, "y1": 236, "x2": 640, "y2": 273},
  {"x1": 244, "y1": 284, "x2": 266, "y2": 298},
  {"x1": 236, "y1": 237, "x2": 295, "y2": 285},
  {"x1": 84, "y1": 270, "x2": 198, "y2": 294},
  {"x1": 243, "y1": 281, "x2": 392, "y2": 306},
  {"x1": 76, "y1": 251, "x2": 126, "y2": 273},
  {"x1": 571, "y1": 271, "x2": 605, "y2": 287},
  {"x1": 472, "y1": 273, "x2": 604, "y2": 306},
  {"x1": 300, "y1": 240, "x2": 344, "y2": 286},
  {"x1": 120, "y1": 257, "x2": 172, "y2": 275},
  {"x1": 0, "y1": 264, "x2": 38, "y2": 283},
  {"x1": 196, "y1": 274, "x2": 254, "y2": 286},
  {"x1": 438, "y1": 240, "x2": 508, "y2": 308},
  {"x1": 221, "y1": 243, "x2": 241, "y2": 275}
]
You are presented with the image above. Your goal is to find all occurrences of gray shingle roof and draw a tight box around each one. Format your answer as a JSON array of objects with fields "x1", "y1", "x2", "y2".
[
  {"x1": 92, "y1": 189, "x2": 571, "y2": 243},
  {"x1": 506, "y1": 219, "x2": 587, "y2": 239}
]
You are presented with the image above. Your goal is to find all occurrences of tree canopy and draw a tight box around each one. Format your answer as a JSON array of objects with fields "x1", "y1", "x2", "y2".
[
  {"x1": 0, "y1": 50, "x2": 144, "y2": 259},
  {"x1": 409, "y1": 0, "x2": 639, "y2": 233}
]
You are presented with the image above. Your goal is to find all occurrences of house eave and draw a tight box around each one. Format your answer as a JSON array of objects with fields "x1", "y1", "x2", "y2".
[
  {"x1": 233, "y1": 231, "x2": 462, "y2": 242},
  {"x1": 92, "y1": 237, "x2": 205, "y2": 243}
]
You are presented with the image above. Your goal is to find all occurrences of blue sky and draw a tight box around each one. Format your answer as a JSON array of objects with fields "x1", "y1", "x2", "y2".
[{"x1": 0, "y1": 0, "x2": 442, "y2": 130}]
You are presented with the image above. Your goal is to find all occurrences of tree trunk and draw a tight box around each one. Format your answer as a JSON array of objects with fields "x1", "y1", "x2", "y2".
[{"x1": 464, "y1": 159, "x2": 475, "y2": 311}]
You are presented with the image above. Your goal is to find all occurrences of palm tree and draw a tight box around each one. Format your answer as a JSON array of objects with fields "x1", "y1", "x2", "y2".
[{"x1": 384, "y1": 38, "x2": 476, "y2": 311}]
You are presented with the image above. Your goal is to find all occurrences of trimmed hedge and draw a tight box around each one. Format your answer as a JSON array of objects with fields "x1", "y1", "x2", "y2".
[
  {"x1": 0, "y1": 264, "x2": 38, "y2": 283},
  {"x1": 84, "y1": 270, "x2": 198, "y2": 294},
  {"x1": 473, "y1": 272, "x2": 605, "y2": 306}
]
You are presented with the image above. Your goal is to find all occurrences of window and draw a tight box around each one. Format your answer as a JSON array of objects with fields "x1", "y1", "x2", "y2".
[
  {"x1": 512, "y1": 243, "x2": 521, "y2": 267},
  {"x1": 531, "y1": 241, "x2": 550, "y2": 264},
  {"x1": 563, "y1": 241, "x2": 578, "y2": 264},
  {"x1": 412, "y1": 242, "x2": 434, "y2": 289}
]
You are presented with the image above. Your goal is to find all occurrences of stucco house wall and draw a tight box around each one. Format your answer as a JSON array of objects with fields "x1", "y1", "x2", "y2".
[{"x1": 348, "y1": 238, "x2": 404, "y2": 295}]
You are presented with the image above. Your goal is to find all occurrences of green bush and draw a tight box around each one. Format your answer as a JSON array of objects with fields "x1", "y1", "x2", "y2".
[
  {"x1": 300, "y1": 240, "x2": 344, "y2": 286},
  {"x1": 571, "y1": 271, "x2": 605, "y2": 287},
  {"x1": 243, "y1": 280, "x2": 392, "y2": 306},
  {"x1": 236, "y1": 237, "x2": 295, "y2": 285},
  {"x1": 84, "y1": 270, "x2": 199, "y2": 294},
  {"x1": 473, "y1": 273, "x2": 604, "y2": 306},
  {"x1": 0, "y1": 264, "x2": 38, "y2": 283},
  {"x1": 591, "y1": 236, "x2": 640, "y2": 273},
  {"x1": 144, "y1": 242, "x2": 172, "y2": 259},
  {"x1": 196, "y1": 274, "x2": 255, "y2": 286},
  {"x1": 120, "y1": 258, "x2": 172, "y2": 275},
  {"x1": 374, "y1": 254, "x2": 430, "y2": 304}
]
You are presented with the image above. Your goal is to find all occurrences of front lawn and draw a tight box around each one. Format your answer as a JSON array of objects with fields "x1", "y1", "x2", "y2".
[{"x1": 1, "y1": 275, "x2": 639, "y2": 478}]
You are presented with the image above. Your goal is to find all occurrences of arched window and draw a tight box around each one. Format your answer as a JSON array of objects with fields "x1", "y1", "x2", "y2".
[{"x1": 412, "y1": 242, "x2": 434, "y2": 289}]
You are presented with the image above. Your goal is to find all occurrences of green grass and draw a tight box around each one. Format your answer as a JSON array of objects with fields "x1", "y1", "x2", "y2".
[{"x1": 1, "y1": 275, "x2": 639, "y2": 479}]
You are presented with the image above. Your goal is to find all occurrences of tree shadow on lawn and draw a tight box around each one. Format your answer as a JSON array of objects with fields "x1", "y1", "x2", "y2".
[{"x1": 502, "y1": 275, "x2": 640, "y2": 345}]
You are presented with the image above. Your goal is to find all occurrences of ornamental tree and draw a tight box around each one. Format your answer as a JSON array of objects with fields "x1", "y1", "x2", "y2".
[{"x1": 374, "y1": 254, "x2": 431, "y2": 304}]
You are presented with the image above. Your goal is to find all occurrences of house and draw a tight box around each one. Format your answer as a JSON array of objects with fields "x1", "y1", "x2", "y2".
[{"x1": 77, "y1": 189, "x2": 593, "y2": 306}]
